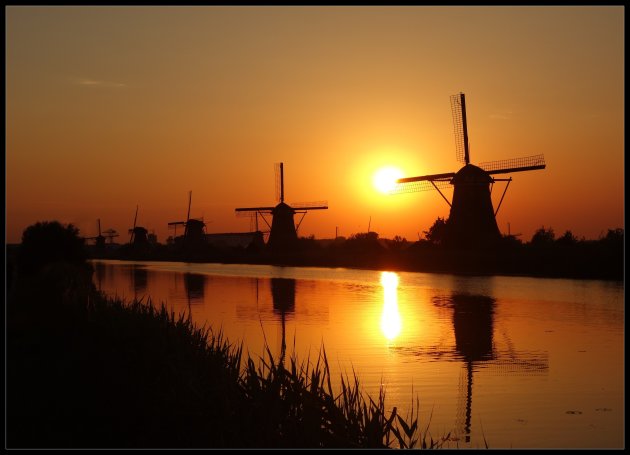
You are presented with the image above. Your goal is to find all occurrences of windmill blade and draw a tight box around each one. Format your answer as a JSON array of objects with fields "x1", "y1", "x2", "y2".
[
  {"x1": 235, "y1": 206, "x2": 276, "y2": 213},
  {"x1": 133, "y1": 205, "x2": 138, "y2": 230},
  {"x1": 397, "y1": 172, "x2": 456, "y2": 184},
  {"x1": 274, "y1": 162, "x2": 285, "y2": 203},
  {"x1": 391, "y1": 172, "x2": 454, "y2": 194},
  {"x1": 290, "y1": 201, "x2": 328, "y2": 210},
  {"x1": 168, "y1": 221, "x2": 187, "y2": 226},
  {"x1": 186, "y1": 191, "x2": 192, "y2": 222},
  {"x1": 389, "y1": 179, "x2": 453, "y2": 194},
  {"x1": 451, "y1": 93, "x2": 470, "y2": 165},
  {"x1": 130, "y1": 205, "x2": 138, "y2": 243},
  {"x1": 479, "y1": 154, "x2": 546, "y2": 175},
  {"x1": 235, "y1": 210, "x2": 258, "y2": 218}
]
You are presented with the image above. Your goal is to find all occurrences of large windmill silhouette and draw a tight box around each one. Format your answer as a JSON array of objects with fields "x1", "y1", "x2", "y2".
[
  {"x1": 235, "y1": 163, "x2": 328, "y2": 251},
  {"x1": 394, "y1": 93, "x2": 546, "y2": 248}
]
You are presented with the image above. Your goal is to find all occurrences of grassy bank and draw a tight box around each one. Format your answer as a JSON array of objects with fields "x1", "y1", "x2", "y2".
[{"x1": 6, "y1": 263, "x2": 446, "y2": 449}]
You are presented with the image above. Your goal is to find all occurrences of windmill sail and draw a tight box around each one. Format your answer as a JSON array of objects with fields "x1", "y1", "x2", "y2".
[
  {"x1": 451, "y1": 93, "x2": 470, "y2": 165},
  {"x1": 275, "y1": 162, "x2": 284, "y2": 203},
  {"x1": 390, "y1": 179, "x2": 453, "y2": 195},
  {"x1": 289, "y1": 201, "x2": 329, "y2": 210},
  {"x1": 479, "y1": 154, "x2": 546, "y2": 175}
]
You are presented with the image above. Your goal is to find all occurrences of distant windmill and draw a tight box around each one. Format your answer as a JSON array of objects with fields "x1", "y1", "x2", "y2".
[
  {"x1": 102, "y1": 228, "x2": 120, "y2": 244},
  {"x1": 128, "y1": 205, "x2": 148, "y2": 245},
  {"x1": 235, "y1": 163, "x2": 328, "y2": 251},
  {"x1": 168, "y1": 190, "x2": 207, "y2": 245},
  {"x1": 393, "y1": 93, "x2": 546, "y2": 247},
  {"x1": 84, "y1": 219, "x2": 106, "y2": 248}
]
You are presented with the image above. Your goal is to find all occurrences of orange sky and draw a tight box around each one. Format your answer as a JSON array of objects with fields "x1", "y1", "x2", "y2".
[{"x1": 6, "y1": 6, "x2": 624, "y2": 244}]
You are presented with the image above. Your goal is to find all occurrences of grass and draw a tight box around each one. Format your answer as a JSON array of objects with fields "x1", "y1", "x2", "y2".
[{"x1": 6, "y1": 262, "x2": 449, "y2": 449}]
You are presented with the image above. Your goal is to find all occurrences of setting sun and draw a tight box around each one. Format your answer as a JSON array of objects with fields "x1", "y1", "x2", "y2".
[{"x1": 373, "y1": 167, "x2": 404, "y2": 194}]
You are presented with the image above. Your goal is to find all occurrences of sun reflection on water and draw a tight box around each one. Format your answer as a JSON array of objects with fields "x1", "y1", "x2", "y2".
[{"x1": 380, "y1": 271, "x2": 401, "y2": 341}]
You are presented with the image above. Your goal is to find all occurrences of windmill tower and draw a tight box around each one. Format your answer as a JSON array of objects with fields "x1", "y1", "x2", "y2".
[
  {"x1": 394, "y1": 93, "x2": 546, "y2": 248},
  {"x1": 235, "y1": 163, "x2": 328, "y2": 252},
  {"x1": 128, "y1": 205, "x2": 149, "y2": 245},
  {"x1": 168, "y1": 191, "x2": 207, "y2": 247}
]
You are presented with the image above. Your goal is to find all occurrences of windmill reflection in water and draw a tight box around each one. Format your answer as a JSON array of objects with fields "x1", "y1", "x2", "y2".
[
  {"x1": 396, "y1": 293, "x2": 549, "y2": 444},
  {"x1": 271, "y1": 278, "x2": 296, "y2": 366},
  {"x1": 184, "y1": 273, "x2": 206, "y2": 309},
  {"x1": 130, "y1": 264, "x2": 148, "y2": 301}
]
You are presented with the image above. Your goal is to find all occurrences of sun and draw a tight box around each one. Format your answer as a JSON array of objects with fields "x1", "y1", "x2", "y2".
[{"x1": 373, "y1": 166, "x2": 404, "y2": 194}]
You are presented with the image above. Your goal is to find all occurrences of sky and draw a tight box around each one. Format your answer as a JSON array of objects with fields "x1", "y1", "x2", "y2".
[{"x1": 6, "y1": 6, "x2": 624, "y2": 245}]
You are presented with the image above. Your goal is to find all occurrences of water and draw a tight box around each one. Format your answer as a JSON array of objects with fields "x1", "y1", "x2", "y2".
[{"x1": 91, "y1": 259, "x2": 624, "y2": 449}]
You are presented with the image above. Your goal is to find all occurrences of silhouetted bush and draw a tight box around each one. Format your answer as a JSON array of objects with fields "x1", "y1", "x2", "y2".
[
  {"x1": 17, "y1": 221, "x2": 88, "y2": 275},
  {"x1": 530, "y1": 226, "x2": 555, "y2": 246},
  {"x1": 423, "y1": 217, "x2": 448, "y2": 245},
  {"x1": 555, "y1": 230, "x2": 579, "y2": 246}
]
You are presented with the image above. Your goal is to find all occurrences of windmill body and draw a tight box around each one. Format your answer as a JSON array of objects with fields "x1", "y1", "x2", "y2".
[
  {"x1": 128, "y1": 206, "x2": 150, "y2": 247},
  {"x1": 130, "y1": 226, "x2": 149, "y2": 245},
  {"x1": 268, "y1": 202, "x2": 298, "y2": 249},
  {"x1": 236, "y1": 163, "x2": 328, "y2": 252},
  {"x1": 395, "y1": 93, "x2": 545, "y2": 248},
  {"x1": 448, "y1": 164, "x2": 501, "y2": 247}
]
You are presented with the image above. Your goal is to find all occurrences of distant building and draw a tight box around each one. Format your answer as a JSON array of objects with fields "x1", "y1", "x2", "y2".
[{"x1": 205, "y1": 232, "x2": 264, "y2": 250}]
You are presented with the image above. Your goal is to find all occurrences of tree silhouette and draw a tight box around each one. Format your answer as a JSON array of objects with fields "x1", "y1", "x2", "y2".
[
  {"x1": 556, "y1": 230, "x2": 578, "y2": 246},
  {"x1": 424, "y1": 217, "x2": 448, "y2": 245},
  {"x1": 530, "y1": 226, "x2": 555, "y2": 246},
  {"x1": 18, "y1": 221, "x2": 88, "y2": 275}
]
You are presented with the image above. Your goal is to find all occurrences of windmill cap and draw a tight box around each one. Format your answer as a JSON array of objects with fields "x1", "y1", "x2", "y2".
[
  {"x1": 273, "y1": 202, "x2": 295, "y2": 214},
  {"x1": 451, "y1": 164, "x2": 493, "y2": 184}
]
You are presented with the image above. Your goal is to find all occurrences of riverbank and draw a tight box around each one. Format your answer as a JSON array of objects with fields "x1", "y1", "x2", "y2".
[
  {"x1": 6, "y1": 262, "x2": 441, "y2": 449},
  {"x1": 78, "y1": 235, "x2": 624, "y2": 282}
]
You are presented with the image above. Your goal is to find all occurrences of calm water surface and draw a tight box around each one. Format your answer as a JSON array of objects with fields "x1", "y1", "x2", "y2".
[{"x1": 92, "y1": 260, "x2": 624, "y2": 449}]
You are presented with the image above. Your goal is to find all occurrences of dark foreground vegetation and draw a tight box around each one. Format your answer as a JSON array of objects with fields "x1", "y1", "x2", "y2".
[{"x1": 6, "y1": 221, "x2": 446, "y2": 449}]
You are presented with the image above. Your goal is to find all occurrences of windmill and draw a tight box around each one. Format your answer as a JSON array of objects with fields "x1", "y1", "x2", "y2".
[
  {"x1": 84, "y1": 219, "x2": 106, "y2": 248},
  {"x1": 393, "y1": 93, "x2": 546, "y2": 248},
  {"x1": 128, "y1": 205, "x2": 148, "y2": 245},
  {"x1": 102, "y1": 228, "x2": 120, "y2": 244},
  {"x1": 168, "y1": 190, "x2": 207, "y2": 247},
  {"x1": 235, "y1": 163, "x2": 328, "y2": 251}
]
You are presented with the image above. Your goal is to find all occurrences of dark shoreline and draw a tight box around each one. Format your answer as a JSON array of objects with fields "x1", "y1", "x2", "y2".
[
  {"x1": 91, "y1": 244, "x2": 623, "y2": 282},
  {"x1": 7, "y1": 232, "x2": 624, "y2": 283}
]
